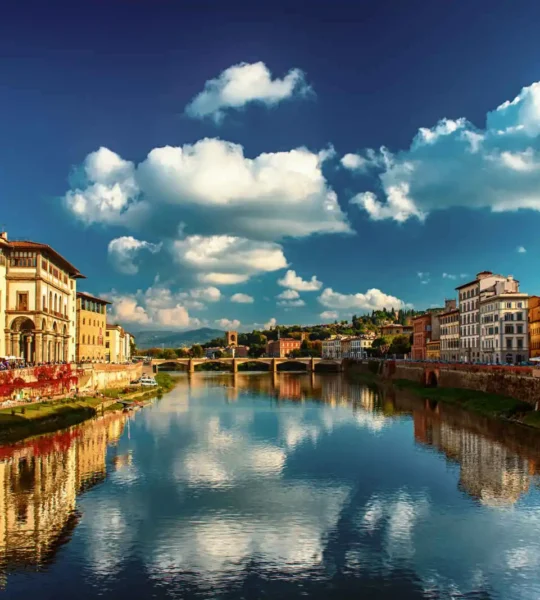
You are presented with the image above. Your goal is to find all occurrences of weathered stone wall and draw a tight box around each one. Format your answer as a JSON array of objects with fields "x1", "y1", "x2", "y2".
[
  {"x1": 391, "y1": 364, "x2": 424, "y2": 383},
  {"x1": 437, "y1": 369, "x2": 540, "y2": 406},
  {"x1": 0, "y1": 363, "x2": 143, "y2": 399},
  {"x1": 344, "y1": 360, "x2": 540, "y2": 406},
  {"x1": 390, "y1": 363, "x2": 540, "y2": 406},
  {"x1": 78, "y1": 364, "x2": 142, "y2": 393}
]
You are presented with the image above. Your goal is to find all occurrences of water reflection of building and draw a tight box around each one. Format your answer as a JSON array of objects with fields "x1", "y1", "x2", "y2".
[
  {"x1": 0, "y1": 412, "x2": 126, "y2": 573},
  {"x1": 414, "y1": 411, "x2": 532, "y2": 506}
]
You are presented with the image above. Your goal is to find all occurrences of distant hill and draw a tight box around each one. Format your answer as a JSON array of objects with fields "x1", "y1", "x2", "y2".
[{"x1": 134, "y1": 327, "x2": 224, "y2": 349}]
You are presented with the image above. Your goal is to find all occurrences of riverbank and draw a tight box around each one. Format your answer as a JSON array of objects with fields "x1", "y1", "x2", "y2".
[
  {"x1": 346, "y1": 368, "x2": 540, "y2": 429},
  {"x1": 0, "y1": 372, "x2": 177, "y2": 444}
]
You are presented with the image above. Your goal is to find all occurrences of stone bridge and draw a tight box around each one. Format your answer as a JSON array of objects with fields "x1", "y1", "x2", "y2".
[{"x1": 152, "y1": 357, "x2": 343, "y2": 373}]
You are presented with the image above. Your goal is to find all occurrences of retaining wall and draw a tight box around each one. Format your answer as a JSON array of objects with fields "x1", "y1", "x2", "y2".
[
  {"x1": 0, "y1": 363, "x2": 143, "y2": 400},
  {"x1": 345, "y1": 360, "x2": 540, "y2": 406}
]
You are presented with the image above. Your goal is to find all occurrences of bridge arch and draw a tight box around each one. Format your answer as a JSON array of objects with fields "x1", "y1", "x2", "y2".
[
  {"x1": 155, "y1": 360, "x2": 189, "y2": 371},
  {"x1": 425, "y1": 369, "x2": 438, "y2": 387}
]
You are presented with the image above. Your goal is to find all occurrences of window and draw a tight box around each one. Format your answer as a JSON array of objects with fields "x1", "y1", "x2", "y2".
[
  {"x1": 517, "y1": 338, "x2": 524, "y2": 349},
  {"x1": 517, "y1": 325, "x2": 523, "y2": 334},
  {"x1": 16, "y1": 292, "x2": 29, "y2": 311},
  {"x1": 83, "y1": 318, "x2": 85, "y2": 325},
  {"x1": 10, "y1": 251, "x2": 37, "y2": 267},
  {"x1": 517, "y1": 312, "x2": 523, "y2": 321},
  {"x1": 504, "y1": 313, "x2": 513, "y2": 321},
  {"x1": 82, "y1": 335, "x2": 86, "y2": 344},
  {"x1": 505, "y1": 325, "x2": 514, "y2": 334},
  {"x1": 506, "y1": 302, "x2": 512, "y2": 309},
  {"x1": 518, "y1": 302, "x2": 523, "y2": 308},
  {"x1": 506, "y1": 339, "x2": 513, "y2": 349}
]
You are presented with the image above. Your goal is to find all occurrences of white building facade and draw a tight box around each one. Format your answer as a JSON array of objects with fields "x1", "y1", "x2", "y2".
[
  {"x1": 480, "y1": 277, "x2": 529, "y2": 364},
  {"x1": 456, "y1": 272, "x2": 507, "y2": 363},
  {"x1": 322, "y1": 337, "x2": 343, "y2": 359}
]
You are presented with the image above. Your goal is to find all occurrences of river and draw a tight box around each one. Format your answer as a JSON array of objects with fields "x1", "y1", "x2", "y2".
[{"x1": 1, "y1": 372, "x2": 540, "y2": 599}]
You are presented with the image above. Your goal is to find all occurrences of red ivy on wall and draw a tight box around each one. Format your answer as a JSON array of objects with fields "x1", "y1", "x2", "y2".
[{"x1": 0, "y1": 364, "x2": 81, "y2": 399}]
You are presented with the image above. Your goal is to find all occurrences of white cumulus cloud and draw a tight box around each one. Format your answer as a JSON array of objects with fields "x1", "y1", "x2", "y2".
[
  {"x1": 318, "y1": 287, "x2": 411, "y2": 312},
  {"x1": 65, "y1": 138, "x2": 350, "y2": 242},
  {"x1": 264, "y1": 317, "x2": 277, "y2": 329},
  {"x1": 277, "y1": 269, "x2": 323, "y2": 291},
  {"x1": 64, "y1": 147, "x2": 146, "y2": 226},
  {"x1": 185, "y1": 61, "x2": 312, "y2": 123},
  {"x1": 517, "y1": 246, "x2": 527, "y2": 253},
  {"x1": 276, "y1": 289, "x2": 300, "y2": 300},
  {"x1": 107, "y1": 236, "x2": 161, "y2": 275},
  {"x1": 230, "y1": 293, "x2": 254, "y2": 304},
  {"x1": 320, "y1": 310, "x2": 338, "y2": 320},
  {"x1": 216, "y1": 318, "x2": 241, "y2": 329},
  {"x1": 442, "y1": 273, "x2": 457, "y2": 280},
  {"x1": 348, "y1": 81, "x2": 540, "y2": 221},
  {"x1": 173, "y1": 235, "x2": 287, "y2": 285},
  {"x1": 105, "y1": 285, "x2": 206, "y2": 330}
]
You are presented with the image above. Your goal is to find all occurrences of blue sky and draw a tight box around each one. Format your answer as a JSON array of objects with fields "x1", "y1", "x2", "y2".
[{"x1": 2, "y1": 0, "x2": 540, "y2": 331}]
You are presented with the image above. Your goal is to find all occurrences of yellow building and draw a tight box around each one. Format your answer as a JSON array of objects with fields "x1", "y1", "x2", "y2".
[
  {"x1": 106, "y1": 324, "x2": 132, "y2": 363},
  {"x1": 529, "y1": 296, "x2": 540, "y2": 359},
  {"x1": 426, "y1": 340, "x2": 441, "y2": 361},
  {"x1": 76, "y1": 292, "x2": 111, "y2": 363},
  {"x1": 0, "y1": 230, "x2": 84, "y2": 362}
]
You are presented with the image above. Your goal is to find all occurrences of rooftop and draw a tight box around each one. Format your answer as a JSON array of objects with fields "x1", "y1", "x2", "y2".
[
  {"x1": 77, "y1": 291, "x2": 112, "y2": 305},
  {"x1": 8, "y1": 239, "x2": 85, "y2": 278}
]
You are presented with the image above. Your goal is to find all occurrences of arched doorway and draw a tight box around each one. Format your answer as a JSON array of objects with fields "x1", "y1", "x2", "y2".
[{"x1": 10, "y1": 317, "x2": 36, "y2": 363}]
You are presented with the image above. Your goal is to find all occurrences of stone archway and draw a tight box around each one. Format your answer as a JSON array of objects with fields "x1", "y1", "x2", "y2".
[{"x1": 9, "y1": 317, "x2": 36, "y2": 362}]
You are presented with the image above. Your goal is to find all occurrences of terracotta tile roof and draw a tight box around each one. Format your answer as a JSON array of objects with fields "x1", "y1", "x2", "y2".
[
  {"x1": 9, "y1": 240, "x2": 85, "y2": 278},
  {"x1": 77, "y1": 291, "x2": 112, "y2": 305}
]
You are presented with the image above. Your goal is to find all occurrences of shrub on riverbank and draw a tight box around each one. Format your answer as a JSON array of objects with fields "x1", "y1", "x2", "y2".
[{"x1": 155, "y1": 372, "x2": 175, "y2": 391}]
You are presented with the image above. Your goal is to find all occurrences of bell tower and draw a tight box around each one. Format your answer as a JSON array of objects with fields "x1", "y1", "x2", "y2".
[{"x1": 226, "y1": 330, "x2": 237, "y2": 347}]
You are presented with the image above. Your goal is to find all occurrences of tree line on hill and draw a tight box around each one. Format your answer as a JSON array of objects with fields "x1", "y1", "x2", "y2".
[{"x1": 135, "y1": 307, "x2": 419, "y2": 360}]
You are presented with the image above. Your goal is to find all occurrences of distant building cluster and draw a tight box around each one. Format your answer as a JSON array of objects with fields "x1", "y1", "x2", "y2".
[
  {"x1": 321, "y1": 333, "x2": 377, "y2": 359},
  {"x1": 412, "y1": 271, "x2": 540, "y2": 364},
  {"x1": 0, "y1": 230, "x2": 133, "y2": 364}
]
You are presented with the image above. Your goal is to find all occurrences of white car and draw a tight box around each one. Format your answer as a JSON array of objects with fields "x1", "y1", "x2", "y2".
[{"x1": 140, "y1": 376, "x2": 158, "y2": 387}]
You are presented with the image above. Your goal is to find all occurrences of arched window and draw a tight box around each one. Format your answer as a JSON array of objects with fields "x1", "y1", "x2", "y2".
[
  {"x1": 82, "y1": 335, "x2": 86, "y2": 344},
  {"x1": 54, "y1": 294, "x2": 58, "y2": 313},
  {"x1": 93, "y1": 336, "x2": 96, "y2": 345},
  {"x1": 49, "y1": 291, "x2": 52, "y2": 311}
]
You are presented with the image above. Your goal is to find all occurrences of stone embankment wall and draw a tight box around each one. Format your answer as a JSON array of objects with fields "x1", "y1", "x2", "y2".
[
  {"x1": 346, "y1": 360, "x2": 540, "y2": 406},
  {"x1": 0, "y1": 363, "x2": 143, "y2": 399},
  {"x1": 78, "y1": 364, "x2": 143, "y2": 393}
]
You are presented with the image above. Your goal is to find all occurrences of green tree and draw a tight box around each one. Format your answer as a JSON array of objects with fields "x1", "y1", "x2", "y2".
[
  {"x1": 191, "y1": 344, "x2": 204, "y2": 358},
  {"x1": 372, "y1": 336, "x2": 392, "y2": 357},
  {"x1": 160, "y1": 348, "x2": 177, "y2": 360},
  {"x1": 175, "y1": 347, "x2": 190, "y2": 358},
  {"x1": 388, "y1": 334, "x2": 411, "y2": 356}
]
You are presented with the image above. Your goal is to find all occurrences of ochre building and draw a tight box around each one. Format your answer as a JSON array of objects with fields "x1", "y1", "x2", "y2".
[
  {"x1": 528, "y1": 296, "x2": 540, "y2": 359},
  {"x1": 76, "y1": 292, "x2": 111, "y2": 362},
  {"x1": 266, "y1": 338, "x2": 301, "y2": 358},
  {"x1": 0, "y1": 230, "x2": 84, "y2": 363}
]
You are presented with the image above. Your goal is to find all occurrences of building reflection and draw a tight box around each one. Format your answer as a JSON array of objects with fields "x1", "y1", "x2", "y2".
[
  {"x1": 0, "y1": 411, "x2": 127, "y2": 575},
  {"x1": 412, "y1": 404, "x2": 536, "y2": 506}
]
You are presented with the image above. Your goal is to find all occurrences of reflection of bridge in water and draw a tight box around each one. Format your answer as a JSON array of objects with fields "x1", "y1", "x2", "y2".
[{"x1": 153, "y1": 357, "x2": 343, "y2": 373}]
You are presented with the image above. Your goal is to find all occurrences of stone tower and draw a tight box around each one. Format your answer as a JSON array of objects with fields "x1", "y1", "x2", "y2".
[{"x1": 226, "y1": 330, "x2": 237, "y2": 347}]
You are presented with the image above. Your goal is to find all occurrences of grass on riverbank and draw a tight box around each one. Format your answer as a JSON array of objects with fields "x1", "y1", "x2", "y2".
[
  {"x1": 0, "y1": 372, "x2": 178, "y2": 443},
  {"x1": 0, "y1": 397, "x2": 104, "y2": 443},
  {"x1": 155, "y1": 372, "x2": 175, "y2": 391},
  {"x1": 392, "y1": 378, "x2": 534, "y2": 422}
]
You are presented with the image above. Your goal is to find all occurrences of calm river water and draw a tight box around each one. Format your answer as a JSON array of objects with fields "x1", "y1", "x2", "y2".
[{"x1": 1, "y1": 373, "x2": 540, "y2": 599}]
